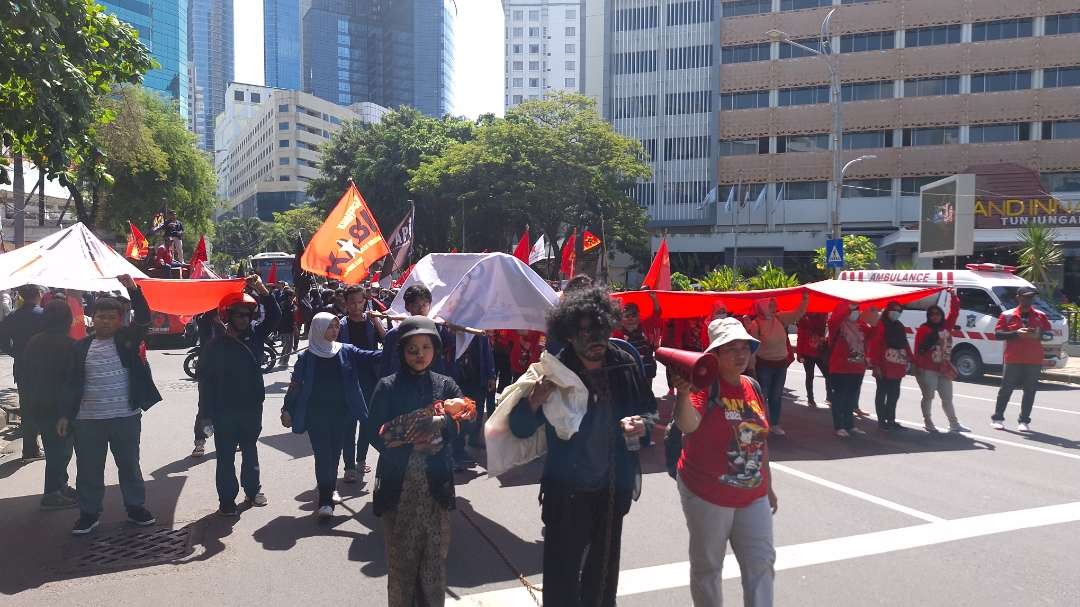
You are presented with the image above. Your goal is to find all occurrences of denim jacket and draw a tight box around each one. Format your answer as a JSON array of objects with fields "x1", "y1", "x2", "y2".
[{"x1": 285, "y1": 345, "x2": 382, "y2": 434}]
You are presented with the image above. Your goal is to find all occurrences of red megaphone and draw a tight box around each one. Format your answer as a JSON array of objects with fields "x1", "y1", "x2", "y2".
[{"x1": 655, "y1": 347, "x2": 719, "y2": 390}]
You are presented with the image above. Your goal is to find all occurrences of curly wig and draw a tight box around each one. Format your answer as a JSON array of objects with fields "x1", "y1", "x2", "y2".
[{"x1": 546, "y1": 285, "x2": 622, "y2": 343}]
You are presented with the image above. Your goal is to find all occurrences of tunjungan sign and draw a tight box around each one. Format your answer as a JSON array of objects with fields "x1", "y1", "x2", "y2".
[{"x1": 974, "y1": 198, "x2": 1080, "y2": 228}]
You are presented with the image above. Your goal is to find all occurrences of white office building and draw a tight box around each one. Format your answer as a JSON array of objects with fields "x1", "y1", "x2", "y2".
[{"x1": 505, "y1": 0, "x2": 584, "y2": 108}]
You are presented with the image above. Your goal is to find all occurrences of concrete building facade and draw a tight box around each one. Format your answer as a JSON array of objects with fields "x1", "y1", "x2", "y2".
[
  {"x1": 504, "y1": 0, "x2": 584, "y2": 109},
  {"x1": 584, "y1": 0, "x2": 1080, "y2": 272}
]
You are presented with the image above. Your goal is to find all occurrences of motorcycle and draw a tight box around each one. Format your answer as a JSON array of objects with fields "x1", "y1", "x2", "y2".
[{"x1": 182, "y1": 341, "x2": 279, "y2": 379}]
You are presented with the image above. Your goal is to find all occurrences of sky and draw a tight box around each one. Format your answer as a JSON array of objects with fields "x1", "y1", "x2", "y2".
[{"x1": 233, "y1": 0, "x2": 505, "y2": 118}]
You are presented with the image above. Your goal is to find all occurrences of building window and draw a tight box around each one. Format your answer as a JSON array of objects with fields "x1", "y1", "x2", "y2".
[
  {"x1": 338, "y1": 93, "x2": 350, "y2": 104},
  {"x1": 719, "y1": 90, "x2": 770, "y2": 110},
  {"x1": 565, "y1": 60, "x2": 576, "y2": 71},
  {"x1": 565, "y1": 43, "x2": 576, "y2": 54},
  {"x1": 1042, "y1": 120, "x2": 1080, "y2": 140},
  {"x1": 529, "y1": 78, "x2": 540, "y2": 88},
  {"x1": 279, "y1": 139, "x2": 290, "y2": 147},
  {"x1": 278, "y1": 121, "x2": 290, "y2": 130},
  {"x1": 337, "y1": 46, "x2": 349, "y2": 58},
  {"x1": 842, "y1": 178, "x2": 892, "y2": 198},
  {"x1": 972, "y1": 18, "x2": 1033, "y2": 42},
  {"x1": 527, "y1": 26, "x2": 539, "y2": 37},
  {"x1": 528, "y1": 10, "x2": 539, "y2": 20},
  {"x1": 667, "y1": 0, "x2": 714, "y2": 26},
  {"x1": 778, "y1": 38, "x2": 823, "y2": 59},
  {"x1": 527, "y1": 43, "x2": 539, "y2": 54},
  {"x1": 337, "y1": 19, "x2": 348, "y2": 33},
  {"x1": 278, "y1": 104, "x2": 289, "y2": 112},
  {"x1": 721, "y1": 43, "x2": 768, "y2": 64},
  {"x1": 840, "y1": 31, "x2": 895, "y2": 53},
  {"x1": 337, "y1": 33, "x2": 349, "y2": 45},
  {"x1": 565, "y1": 26, "x2": 576, "y2": 36},
  {"x1": 512, "y1": 77, "x2": 523, "y2": 87},
  {"x1": 1049, "y1": 12, "x2": 1080, "y2": 36},
  {"x1": 511, "y1": 44, "x2": 522, "y2": 54},
  {"x1": 903, "y1": 76, "x2": 960, "y2": 97},
  {"x1": 234, "y1": 91, "x2": 244, "y2": 101},
  {"x1": 512, "y1": 94, "x2": 524, "y2": 104},
  {"x1": 565, "y1": 77, "x2": 576, "y2": 88},
  {"x1": 337, "y1": 58, "x2": 349, "y2": 69},
  {"x1": 279, "y1": 157, "x2": 290, "y2": 165},
  {"x1": 613, "y1": 95, "x2": 657, "y2": 118},
  {"x1": 717, "y1": 138, "x2": 764, "y2": 157},
  {"x1": 778, "y1": 85, "x2": 830, "y2": 106},
  {"x1": 781, "y1": 0, "x2": 832, "y2": 11},
  {"x1": 613, "y1": 6, "x2": 658, "y2": 31},
  {"x1": 904, "y1": 24, "x2": 962, "y2": 47},
  {"x1": 901, "y1": 176, "x2": 949, "y2": 195},
  {"x1": 841, "y1": 80, "x2": 894, "y2": 101},
  {"x1": 777, "y1": 133, "x2": 830, "y2": 153},
  {"x1": 528, "y1": 60, "x2": 540, "y2": 70},
  {"x1": 250, "y1": 93, "x2": 261, "y2": 105},
  {"x1": 566, "y1": 9, "x2": 577, "y2": 19},
  {"x1": 613, "y1": 50, "x2": 657, "y2": 74},
  {"x1": 664, "y1": 136, "x2": 711, "y2": 160},
  {"x1": 512, "y1": 10, "x2": 522, "y2": 20},
  {"x1": 338, "y1": 81, "x2": 350, "y2": 92},
  {"x1": 902, "y1": 127, "x2": 960, "y2": 146},
  {"x1": 782, "y1": 181, "x2": 828, "y2": 200},
  {"x1": 669, "y1": 45, "x2": 714, "y2": 69},
  {"x1": 665, "y1": 91, "x2": 712, "y2": 115},
  {"x1": 1044, "y1": 66, "x2": 1080, "y2": 88},
  {"x1": 721, "y1": 0, "x2": 771, "y2": 17},
  {"x1": 969, "y1": 122, "x2": 1031, "y2": 143},
  {"x1": 280, "y1": 176, "x2": 290, "y2": 182},
  {"x1": 512, "y1": 61, "x2": 523, "y2": 71},
  {"x1": 842, "y1": 130, "x2": 893, "y2": 149},
  {"x1": 1042, "y1": 172, "x2": 1080, "y2": 192},
  {"x1": 512, "y1": 27, "x2": 523, "y2": 37},
  {"x1": 971, "y1": 70, "x2": 1032, "y2": 93}
]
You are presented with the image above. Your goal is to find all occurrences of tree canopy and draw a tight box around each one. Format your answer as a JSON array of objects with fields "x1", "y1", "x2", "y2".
[{"x1": 813, "y1": 234, "x2": 880, "y2": 272}]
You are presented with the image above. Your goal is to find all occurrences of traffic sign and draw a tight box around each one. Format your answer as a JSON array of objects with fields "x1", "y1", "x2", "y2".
[{"x1": 825, "y1": 238, "x2": 844, "y2": 269}]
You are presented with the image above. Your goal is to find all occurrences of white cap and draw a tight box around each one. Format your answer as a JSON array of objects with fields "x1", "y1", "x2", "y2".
[{"x1": 705, "y1": 317, "x2": 760, "y2": 354}]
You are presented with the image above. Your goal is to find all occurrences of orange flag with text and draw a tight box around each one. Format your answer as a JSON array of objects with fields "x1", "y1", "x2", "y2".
[{"x1": 301, "y1": 182, "x2": 390, "y2": 284}]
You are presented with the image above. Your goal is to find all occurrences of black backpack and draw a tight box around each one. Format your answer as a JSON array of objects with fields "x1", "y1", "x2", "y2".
[{"x1": 664, "y1": 375, "x2": 766, "y2": 480}]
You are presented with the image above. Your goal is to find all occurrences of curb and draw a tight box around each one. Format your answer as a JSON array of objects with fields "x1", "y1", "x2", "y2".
[{"x1": 1041, "y1": 371, "x2": 1080, "y2": 386}]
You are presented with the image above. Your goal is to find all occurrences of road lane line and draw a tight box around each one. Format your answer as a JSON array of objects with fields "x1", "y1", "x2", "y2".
[
  {"x1": 452, "y1": 501, "x2": 1080, "y2": 605},
  {"x1": 770, "y1": 463, "x2": 946, "y2": 523}
]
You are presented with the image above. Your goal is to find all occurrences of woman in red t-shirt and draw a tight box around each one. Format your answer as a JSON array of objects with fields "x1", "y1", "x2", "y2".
[
  {"x1": 868, "y1": 301, "x2": 913, "y2": 431},
  {"x1": 827, "y1": 301, "x2": 874, "y2": 438},
  {"x1": 671, "y1": 317, "x2": 776, "y2": 607},
  {"x1": 913, "y1": 292, "x2": 967, "y2": 433}
]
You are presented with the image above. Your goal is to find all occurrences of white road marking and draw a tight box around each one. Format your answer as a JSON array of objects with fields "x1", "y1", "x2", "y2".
[
  {"x1": 452, "y1": 501, "x2": 1080, "y2": 606},
  {"x1": 770, "y1": 463, "x2": 945, "y2": 523}
]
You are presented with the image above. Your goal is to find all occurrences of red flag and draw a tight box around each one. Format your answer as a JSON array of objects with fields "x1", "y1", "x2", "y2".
[
  {"x1": 371, "y1": 271, "x2": 381, "y2": 283},
  {"x1": 125, "y1": 222, "x2": 150, "y2": 260},
  {"x1": 301, "y1": 182, "x2": 390, "y2": 284},
  {"x1": 560, "y1": 229, "x2": 577, "y2": 278},
  {"x1": 641, "y1": 238, "x2": 672, "y2": 291},
  {"x1": 391, "y1": 264, "x2": 414, "y2": 288},
  {"x1": 266, "y1": 263, "x2": 278, "y2": 284},
  {"x1": 582, "y1": 230, "x2": 602, "y2": 252},
  {"x1": 512, "y1": 227, "x2": 531, "y2": 264},
  {"x1": 190, "y1": 234, "x2": 208, "y2": 265}
]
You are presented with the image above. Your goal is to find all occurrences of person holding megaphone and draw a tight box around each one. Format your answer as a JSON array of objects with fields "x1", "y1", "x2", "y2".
[{"x1": 670, "y1": 317, "x2": 777, "y2": 607}]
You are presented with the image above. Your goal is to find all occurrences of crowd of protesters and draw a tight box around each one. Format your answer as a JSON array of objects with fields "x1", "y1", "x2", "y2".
[{"x1": 0, "y1": 265, "x2": 1061, "y2": 607}]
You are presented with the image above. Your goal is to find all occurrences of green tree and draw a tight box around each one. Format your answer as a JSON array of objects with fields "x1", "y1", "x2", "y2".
[
  {"x1": 409, "y1": 93, "x2": 652, "y2": 266},
  {"x1": 263, "y1": 205, "x2": 326, "y2": 252},
  {"x1": 210, "y1": 217, "x2": 270, "y2": 272},
  {"x1": 747, "y1": 261, "x2": 801, "y2": 290},
  {"x1": 698, "y1": 267, "x2": 748, "y2": 292},
  {"x1": 93, "y1": 86, "x2": 216, "y2": 236},
  {"x1": 670, "y1": 271, "x2": 694, "y2": 292},
  {"x1": 308, "y1": 107, "x2": 475, "y2": 257},
  {"x1": 813, "y1": 234, "x2": 880, "y2": 272},
  {"x1": 0, "y1": 0, "x2": 153, "y2": 221},
  {"x1": 1017, "y1": 224, "x2": 1063, "y2": 294}
]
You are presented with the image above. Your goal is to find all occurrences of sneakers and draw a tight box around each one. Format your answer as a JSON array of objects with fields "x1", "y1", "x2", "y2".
[
  {"x1": 991, "y1": 420, "x2": 1006, "y2": 430},
  {"x1": 807, "y1": 400, "x2": 818, "y2": 409},
  {"x1": 878, "y1": 420, "x2": 890, "y2": 431},
  {"x1": 770, "y1": 426, "x2": 786, "y2": 437},
  {"x1": 60, "y1": 485, "x2": 78, "y2": 500},
  {"x1": 127, "y1": 507, "x2": 156, "y2": 526},
  {"x1": 949, "y1": 423, "x2": 970, "y2": 433},
  {"x1": 191, "y1": 441, "x2": 206, "y2": 458},
  {"x1": 40, "y1": 491, "x2": 78, "y2": 511},
  {"x1": 850, "y1": 427, "x2": 866, "y2": 435},
  {"x1": 835, "y1": 429, "x2": 850, "y2": 438},
  {"x1": 891, "y1": 422, "x2": 908, "y2": 432},
  {"x1": 20, "y1": 451, "x2": 45, "y2": 462},
  {"x1": 71, "y1": 513, "x2": 100, "y2": 536},
  {"x1": 1017, "y1": 422, "x2": 1031, "y2": 433},
  {"x1": 218, "y1": 503, "x2": 239, "y2": 517},
  {"x1": 924, "y1": 422, "x2": 940, "y2": 434},
  {"x1": 245, "y1": 493, "x2": 268, "y2": 507},
  {"x1": 854, "y1": 408, "x2": 870, "y2": 418},
  {"x1": 316, "y1": 505, "x2": 333, "y2": 520},
  {"x1": 332, "y1": 490, "x2": 342, "y2": 504},
  {"x1": 343, "y1": 468, "x2": 359, "y2": 484}
]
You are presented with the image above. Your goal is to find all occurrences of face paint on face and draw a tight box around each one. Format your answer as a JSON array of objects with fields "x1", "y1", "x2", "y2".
[
  {"x1": 570, "y1": 318, "x2": 610, "y2": 363},
  {"x1": 404, "y1": 335, "x2": 436, "y2": 372}
]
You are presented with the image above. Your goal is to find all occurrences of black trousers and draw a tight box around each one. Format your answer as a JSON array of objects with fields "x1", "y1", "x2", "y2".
[
  {"x1": 213, "y1": 411, "x2": 262, "y2": 506},
  {"x1": 342, "y1": 420, "x2": 371, "y2": 470},
  {"x1": 453, "y1": 387, "x2": 487, "y2": 456},
  {"x1": 16, "y1": 384, "x2": 41, "y2": 457},
  {"x1": 874, "y1": 377, "x2": 902, "y2": 424},
  {"x1": 33, "y1": 415, "x2": 73, "y2": 494},
  {"x1": 830, "y1": 373, "x2": 863, "y2": 431},
  {"x1": 541, "y1": 488, "x2": 625, "y2": 607},
  {"x1": 802, "y1": 357, "x2": 832, "y2": 403},
  {"x1": 993, "y1": 363, "x2": 1041, "y2": 424},
  {"x1": 308, "y1": 409, "x2": 349, "y2": 507}
]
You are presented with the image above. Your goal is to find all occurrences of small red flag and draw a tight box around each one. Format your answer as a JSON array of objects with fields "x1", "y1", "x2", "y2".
[
  {"x1": 190, "y1": 234, "x2": 208, "y2": 266},
  {"x1": 392, "y1": 264, "x2": 415, "y2": 288},
  {"x1": 560, "y1": 229, "x2": 577, "y2": 279},
  {"x1": 125, "y1": 222, "x2": 150, "y2": 260},
  {"x1": 582, "y1": 230, "x2": 602, "y2": 252},
  {"x1": 512, "y1": 227, "x2": 531, "y2": 264},
  {"x1": 266, "y1": 263, "x2": 278, "y2": 284},
  {"x1": 641, "y1": 238, "x2": 672, "y2": 291}
]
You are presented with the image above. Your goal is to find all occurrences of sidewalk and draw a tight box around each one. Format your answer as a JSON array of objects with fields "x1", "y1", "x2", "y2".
[
  {"x1": 0, "y1": 354, "x2": 18, "y2": 460},
  {"x1": 1042, "y1": 354, "x2": 1080, "y2": 385}
]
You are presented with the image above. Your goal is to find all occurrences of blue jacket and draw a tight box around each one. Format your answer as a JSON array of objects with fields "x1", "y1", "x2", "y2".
[
  {"x1": 380, "y1": 323, "x2": 458, "y2": 379},
  {"x1": 285, "y1": 345, "x2": 382, "y2": 434},
  {"x1": 456, "y1": 334, "x2": 496, "y2": 393}
]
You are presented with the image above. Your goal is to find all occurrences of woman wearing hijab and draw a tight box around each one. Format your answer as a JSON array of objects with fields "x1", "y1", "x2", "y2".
[
  {"x1": 914, "y1": 291, "x2": 968, "y2": 433},
  {"x1": 748, "y1": 292, "x2": 808, "y2": 437},
  {"x1": 796, "y1": 312, "x2": 831, "y2": 408},
  {"x1": 869, "y1": 301, "x2": 913, "y2": 431},
  {"x1": 281, "y1": 313, "x2": 382, "y2": 519},
  {"x1": 827, "y1": 301, "x2": 874, "y2": 438}
]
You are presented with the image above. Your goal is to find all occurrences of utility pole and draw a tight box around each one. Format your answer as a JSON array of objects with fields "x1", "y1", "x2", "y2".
[{"x1": 13, "y1": 151, "x2": 24, "y2": 246}]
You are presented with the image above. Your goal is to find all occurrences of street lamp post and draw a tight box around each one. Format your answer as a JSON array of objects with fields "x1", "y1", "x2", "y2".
[
  {"x1": 838, "y1": 154, "x2": 878, "y2": 233},
  {"x1": 768, "y1": 9, "x2": 843, "y2": 239}
]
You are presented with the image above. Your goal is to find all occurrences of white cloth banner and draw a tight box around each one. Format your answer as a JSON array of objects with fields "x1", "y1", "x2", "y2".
[{"x1": 0, "y1": 223, "x2": 148, "y2": 292}]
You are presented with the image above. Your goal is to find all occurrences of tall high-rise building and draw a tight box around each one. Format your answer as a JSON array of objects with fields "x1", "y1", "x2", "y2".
[
  {"x1": 585, "y1": 1, "x2": 1080, "y2": 273},
  {"x1": 189, "y1": 0, "x2": 233, "y2": 151},
  {"x1": 265, "y1": 0, "x2": 302, "y2": 90},
  {"x1": 303, "y1": 0, "x2": 457, "y2": 117},
  {"x1": 504, "y1": 1, "x2": 583, "y2": 109},
  {"x1": 99, "y1": 0, "x2": 190, "y2": 120}
]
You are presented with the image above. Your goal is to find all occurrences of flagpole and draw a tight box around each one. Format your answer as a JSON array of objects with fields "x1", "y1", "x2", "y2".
[{"x1": 732, "y1": 175, "x2": 741, "y2": 271}]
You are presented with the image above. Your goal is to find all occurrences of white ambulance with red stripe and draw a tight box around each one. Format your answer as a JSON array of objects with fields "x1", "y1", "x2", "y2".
[{"x1": 838, "y1": 264, "x2": 1068, "y2": 381}]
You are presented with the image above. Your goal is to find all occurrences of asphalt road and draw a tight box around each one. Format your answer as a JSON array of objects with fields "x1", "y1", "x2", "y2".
[{"x1": 1, "y1": 347, "x2": 1079, "y2": 606}]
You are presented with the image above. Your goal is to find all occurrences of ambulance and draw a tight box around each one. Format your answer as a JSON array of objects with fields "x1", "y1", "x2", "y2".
[{"x1": 838, "y1": 264, "x2": 1069, "y2": 381}]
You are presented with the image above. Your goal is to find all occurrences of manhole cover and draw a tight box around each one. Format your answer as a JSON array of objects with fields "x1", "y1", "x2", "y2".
[{"x1": 66, "y1": 527, "x2": 193, "y2": 572}]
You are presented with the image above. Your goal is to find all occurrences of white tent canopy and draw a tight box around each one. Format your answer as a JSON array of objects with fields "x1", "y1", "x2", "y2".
[
  {"x1": 0, "y1": 223, "x2": 147, "y2": 293},
  {"x1": 389, "y1": 252, "x2": 559, "y2": 356}
]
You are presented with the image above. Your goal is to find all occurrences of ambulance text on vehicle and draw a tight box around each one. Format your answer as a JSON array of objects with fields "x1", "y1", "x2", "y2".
[{"x1": 838, "y1": 264, "x2": 1068, "y2": 380}]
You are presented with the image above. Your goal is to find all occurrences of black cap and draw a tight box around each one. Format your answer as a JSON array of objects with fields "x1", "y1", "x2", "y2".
[
  {"x1": 396, "y1": 315, "x2": 442, "y2": 350},
  {"x1": 1018, "y1": 287, "x2": 1038, "y2": 297}
]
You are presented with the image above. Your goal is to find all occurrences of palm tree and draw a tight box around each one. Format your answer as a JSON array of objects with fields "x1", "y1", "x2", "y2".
[
  {"x1": 747, "y1": 261, "x2": 801, "y2": 290},
  {"x1": 1016, "y1": 224, "x2": 1063, "y2": 294},
  {"x1": 698, "y1": 266, "x2": 747, "y2": 291}
]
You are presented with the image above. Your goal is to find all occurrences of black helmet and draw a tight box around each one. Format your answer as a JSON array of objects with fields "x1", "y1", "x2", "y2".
[{"x1": 396, "y1": 315, "x2": 442, "y2": 350}]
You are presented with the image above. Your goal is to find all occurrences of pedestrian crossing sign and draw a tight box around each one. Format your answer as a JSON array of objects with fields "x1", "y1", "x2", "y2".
[{"x1": 826, "y1": 238, "x2": 844, "y2": 269}]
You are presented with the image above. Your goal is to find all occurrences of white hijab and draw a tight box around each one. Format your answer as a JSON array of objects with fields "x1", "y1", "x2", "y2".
[{"x1": 308, "y1": 312, "x2": 342, "y2": 358}]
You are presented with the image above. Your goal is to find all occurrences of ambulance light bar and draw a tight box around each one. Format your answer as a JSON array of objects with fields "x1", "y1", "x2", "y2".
[{"x1": 965, "y1": 263, "x2": 1017, "y2": 273}]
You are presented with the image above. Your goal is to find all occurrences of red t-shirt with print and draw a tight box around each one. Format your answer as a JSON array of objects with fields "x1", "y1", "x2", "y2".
[{"x1": 677, "y1": 376, "x2": 770, "y2": 508}]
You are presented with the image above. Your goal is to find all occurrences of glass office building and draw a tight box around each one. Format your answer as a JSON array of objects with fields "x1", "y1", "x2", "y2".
[
  {"x1": 303, "y1": 0, "x2": 457, "y2": 117},
  {"x1": 264, "y1": 0, "x2": 302, "y2": 90},
  {"x1": 99, "y1": 0, "x2": 190, "y2": 120},
  {"x1": 189, "y1": 0, "x2": 233, "y2": 150}
]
